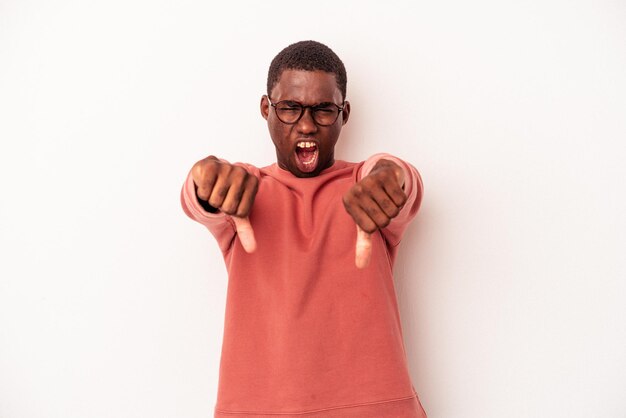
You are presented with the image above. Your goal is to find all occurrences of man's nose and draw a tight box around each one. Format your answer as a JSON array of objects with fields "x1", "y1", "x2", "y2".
[{"x1": 296, "y1": 108, "x2": 318, "y2": 134}]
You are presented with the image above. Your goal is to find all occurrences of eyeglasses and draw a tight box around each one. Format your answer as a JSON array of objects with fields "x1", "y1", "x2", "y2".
[{"x1": 267, "y1": 96, "x2": 345, "y2": 126}]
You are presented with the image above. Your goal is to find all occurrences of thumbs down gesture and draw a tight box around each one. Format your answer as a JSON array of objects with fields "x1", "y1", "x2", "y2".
[
  {"x1": 192, "y1": 156, "x2": 259, "y2": 253},
  {"x1": 342, "y1": 159, "x2": 406, "y2": 268}
]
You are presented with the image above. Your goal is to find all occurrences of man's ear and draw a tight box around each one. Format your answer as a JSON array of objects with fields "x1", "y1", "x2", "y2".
[
  {"x1": 260, "y1": 95, "x2": 270, "y2": 120},
  {"x1": 341, "y1": 100, "x2": 351, "y2": 125}
]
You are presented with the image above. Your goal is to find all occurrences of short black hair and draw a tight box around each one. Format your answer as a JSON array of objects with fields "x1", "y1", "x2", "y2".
[{"x1": 267, "y1": 40, "x2": 347, "y2": 100}]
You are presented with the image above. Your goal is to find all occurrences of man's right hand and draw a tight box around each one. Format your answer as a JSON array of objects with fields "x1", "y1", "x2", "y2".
[{"x1": 191, "y1": 156, "x2": 259, "y2": 252}]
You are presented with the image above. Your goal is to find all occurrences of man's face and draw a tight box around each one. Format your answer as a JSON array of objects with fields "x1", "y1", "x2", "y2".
[{"x1": 260, "y1": 69, "x2": 350, "y2": 178}]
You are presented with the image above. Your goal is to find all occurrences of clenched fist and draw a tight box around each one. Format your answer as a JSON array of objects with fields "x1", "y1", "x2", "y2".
[
  {"x1": 192, "y1": 156, "x2": 259, "y2": 252},
  {"x1": 343, "y1": 159, "x2": 407, "y2": 268}
]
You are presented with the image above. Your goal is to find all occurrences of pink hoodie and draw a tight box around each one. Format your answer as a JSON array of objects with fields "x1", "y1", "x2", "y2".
[{"x1": 181, "y1": 153, "x2": 427, "y2": 418}]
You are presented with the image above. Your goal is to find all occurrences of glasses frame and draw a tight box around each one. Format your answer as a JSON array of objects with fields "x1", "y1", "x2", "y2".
[{"x1": 267, "y1": 96, "x2": 345, "y2": 126}]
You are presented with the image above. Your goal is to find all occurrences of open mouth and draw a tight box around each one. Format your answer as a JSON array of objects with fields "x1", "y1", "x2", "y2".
[{"x1": 294, "y1": 140, "x2": 319, "y2": 173}]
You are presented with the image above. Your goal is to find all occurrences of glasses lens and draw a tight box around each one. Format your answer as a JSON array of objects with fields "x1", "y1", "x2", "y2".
[
  {"x1": 275, "y1": 102, "x2": 303, "y2": 124},
  {"x1": 313, "y1": 106, "x2": 340, "y2": 126}
]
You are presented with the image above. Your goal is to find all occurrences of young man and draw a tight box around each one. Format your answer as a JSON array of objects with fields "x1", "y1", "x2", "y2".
[{"x1": 181, "y1": 40, "x2": 427, "y2": 418}]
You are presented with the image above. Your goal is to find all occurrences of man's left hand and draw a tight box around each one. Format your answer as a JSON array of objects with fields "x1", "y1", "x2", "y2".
[{"x1": 342, "y1": 159, "x2": 407, "y2": 268}]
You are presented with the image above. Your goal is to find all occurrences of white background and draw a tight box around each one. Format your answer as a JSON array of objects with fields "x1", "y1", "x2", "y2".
[{"x1": 1, "y1": 1, "x2": 625, "y2": 417}]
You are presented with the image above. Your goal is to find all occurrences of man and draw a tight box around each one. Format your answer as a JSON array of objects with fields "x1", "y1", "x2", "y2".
[{"x1": 181, "y1": 40, "x2": 427, "y2": 418}]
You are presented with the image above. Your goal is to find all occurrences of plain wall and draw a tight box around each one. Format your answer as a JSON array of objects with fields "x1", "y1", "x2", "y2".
[{"x1": 1, "y1": 1, "x2": 625, "y2": 417}]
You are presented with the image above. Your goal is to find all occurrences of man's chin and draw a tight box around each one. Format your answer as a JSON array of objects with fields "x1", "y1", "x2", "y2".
[
  {"x1": 290, "y1": 167, "x2": 321, "y2": 178},
  {"x1": 280, "y1": 158, "x2": 331, "y2": 178}
]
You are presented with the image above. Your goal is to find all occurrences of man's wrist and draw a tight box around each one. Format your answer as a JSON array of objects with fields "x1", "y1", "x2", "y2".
[{"x1": 371, "y1": 158, "x2": 405, "y2": 189}]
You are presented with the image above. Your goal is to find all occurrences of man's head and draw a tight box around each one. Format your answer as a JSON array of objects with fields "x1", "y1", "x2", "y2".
[
  {"x1": 261, "y1": 40, "x2": 350, "y2": 178},
  {"x1": 266, "y1": 40, "x2": 347, "y2": 101}
]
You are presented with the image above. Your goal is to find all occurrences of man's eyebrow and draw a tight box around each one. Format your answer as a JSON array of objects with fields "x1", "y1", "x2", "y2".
[{"x1": 280, "y1": 100, "x2": 336, "y2": 107}]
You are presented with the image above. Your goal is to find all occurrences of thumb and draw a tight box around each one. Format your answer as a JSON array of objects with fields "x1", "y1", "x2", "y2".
[
  {"x1": 232, "y1": 216, "x2": 257, "y2": 253},
  {"x1": 355, "y1": 225, "x2": 372, "y2": 269}
]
